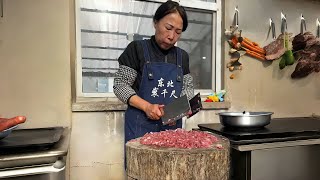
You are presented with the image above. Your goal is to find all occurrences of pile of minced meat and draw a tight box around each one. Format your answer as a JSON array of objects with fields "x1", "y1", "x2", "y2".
[{"x1": 137, "y1": 128, "x2": 219, "y2": 149}]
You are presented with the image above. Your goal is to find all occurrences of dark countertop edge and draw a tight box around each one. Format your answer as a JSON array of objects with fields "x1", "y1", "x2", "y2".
[{"x1": 72, "y1": 101, "x2": 231, "y2": 112}]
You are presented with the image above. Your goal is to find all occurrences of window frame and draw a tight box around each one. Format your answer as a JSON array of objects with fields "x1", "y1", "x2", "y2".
[{"x1": 75, "y1": 0, "x2": 222, "y2": 99}]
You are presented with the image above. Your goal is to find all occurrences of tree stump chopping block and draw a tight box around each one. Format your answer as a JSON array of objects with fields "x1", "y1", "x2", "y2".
[{"x1": 126, "y1": 134, "x2": 230, "y2": 180}]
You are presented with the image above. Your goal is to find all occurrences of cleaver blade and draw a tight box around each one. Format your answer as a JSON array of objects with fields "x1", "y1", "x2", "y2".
[{"x1": 162, "y1": 95, "x2": 190, "y2": 125}]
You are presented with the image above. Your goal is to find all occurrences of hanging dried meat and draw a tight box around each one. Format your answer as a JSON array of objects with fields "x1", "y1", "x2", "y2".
[
  {"x1": 291, "y1": 32, "x2": 320, "y2": 78},
  {"x1": 263, "y1": 34, "x2": 287, "y2": 61}
]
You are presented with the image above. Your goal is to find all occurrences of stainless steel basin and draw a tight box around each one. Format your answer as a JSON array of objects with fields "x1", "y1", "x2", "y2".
[{"x1": 218, "y1": 112, "x2": 273, "y2": 128}]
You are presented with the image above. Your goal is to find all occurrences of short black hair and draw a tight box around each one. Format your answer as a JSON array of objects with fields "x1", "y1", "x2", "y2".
[{"x1": 153, "y1": 0, "x2": 188, "y2": 32}]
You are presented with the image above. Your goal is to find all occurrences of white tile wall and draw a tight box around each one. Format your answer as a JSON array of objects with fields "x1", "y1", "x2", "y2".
[{"x1": 70, "y1": 112, "x2": 126, "y2": 180}]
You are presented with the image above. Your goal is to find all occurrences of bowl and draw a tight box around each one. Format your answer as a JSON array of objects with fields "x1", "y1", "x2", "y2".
[
  {"x1": 0, "y1": 125, "x2": 18, "y2": 140},
  {"x1": 218, "y1": 111, "x2": 273, "y2": 128}
]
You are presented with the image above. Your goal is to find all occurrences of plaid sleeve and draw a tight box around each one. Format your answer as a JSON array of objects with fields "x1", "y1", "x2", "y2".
[
  {"x1": 113, "y1": 65, "x2": 137, "y2": 104},
  {"x1": 180, "y1": 73, "x2": 194, "y2": 100}
]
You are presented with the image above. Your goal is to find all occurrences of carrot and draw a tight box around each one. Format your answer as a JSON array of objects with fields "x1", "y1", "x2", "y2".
[
  {"x1": 251, "y1": 50, "x2": 266, "y2": 59},
  {"x1": 246, "y1": 49, "x2": 265, "y2": 57},
  {"x1": 244, "y1": 37, "x2": 260, "y2": 47},
  {"x1": 246, "y1": 50, "x2": 266, "y2": 60},
  {"x1": 252, "y1": 42, "x2": 259, "y2": 46},
  {"x1": 231, "y1": 37, "x2": 238, "y2": 45},
  {"x1": 243, "y1": 37, "x2": 264, "y2": 54},
  {"x1": 243, "y1": 37, "x2": 254, "y2": 46},
  {"x1": 241, "y1": 41, "x2": 265, "y2": 55},
  {"x1": 244, "y1": 40, "x2": 265, "y2": 53}
]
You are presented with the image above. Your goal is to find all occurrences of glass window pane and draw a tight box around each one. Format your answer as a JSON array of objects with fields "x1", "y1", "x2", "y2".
[
  {"x1": 180, "y1": 9, "x2": 215, "y2": 90},
  {"x1": 78, "y1": 0, "x2": 216, "y2": 93}
]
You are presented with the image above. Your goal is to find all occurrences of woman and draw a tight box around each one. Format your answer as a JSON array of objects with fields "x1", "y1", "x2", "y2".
[{"x1": 113, "y1": 0, "x2": 194, "y2": 145}]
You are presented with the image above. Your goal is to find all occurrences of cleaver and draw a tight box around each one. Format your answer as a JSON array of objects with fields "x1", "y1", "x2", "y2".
[
  {"x1": 162, "y1": 93, "x2": 202, "y2": 125},
  {"x1": 188, "y1": 93, "x2": 202, "y2": 118}
]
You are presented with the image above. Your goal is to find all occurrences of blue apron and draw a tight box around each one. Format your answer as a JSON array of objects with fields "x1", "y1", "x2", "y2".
[{"x1": 124, "y1": 40, "x2": 183, "y2": 143}]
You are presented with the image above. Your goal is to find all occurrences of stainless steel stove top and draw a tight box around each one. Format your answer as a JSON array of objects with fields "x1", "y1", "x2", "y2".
[{"x1": 198, "y1": 117, "x2": 320, "y2": 145}]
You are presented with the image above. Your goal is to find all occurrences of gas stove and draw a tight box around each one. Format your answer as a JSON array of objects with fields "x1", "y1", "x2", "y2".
[{"x1": 198, "y1": 117, "x2": 320, "y2": 145}]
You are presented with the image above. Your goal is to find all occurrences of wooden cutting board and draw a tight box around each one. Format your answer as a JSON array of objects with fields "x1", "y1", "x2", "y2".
[{"x1": 126, "y1": 133, "x2": 230, "y2": 180}]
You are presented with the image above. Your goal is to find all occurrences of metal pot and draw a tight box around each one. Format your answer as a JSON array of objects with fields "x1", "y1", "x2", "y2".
[{"x1": 217, "y1": 111, "x2": 274, "y2": 128}]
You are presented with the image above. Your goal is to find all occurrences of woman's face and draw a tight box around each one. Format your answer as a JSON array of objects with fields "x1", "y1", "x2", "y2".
[{"x1": 154, "y1": 11, "x2": 183, "y2": 50}]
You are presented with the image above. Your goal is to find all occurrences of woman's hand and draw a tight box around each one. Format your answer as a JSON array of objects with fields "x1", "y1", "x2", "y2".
[
  {"x1": 127, "y1": 95, "x2": 166, "y2": 120},
  {"x1": 145, "y1": 104, "x2": 165, "y2": 120}
]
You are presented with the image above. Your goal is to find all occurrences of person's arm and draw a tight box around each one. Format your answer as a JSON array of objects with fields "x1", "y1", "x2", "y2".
[
  {"x1": 113, "y1": 41, "x2": 164, "y2": 120},
  {"x1": 113, "y1": 65, "x2": 137, "y2": 104},
  {"x1": 128, "y1": 95, "x2": 164, "y2": 120},
  {"x1": 181, "y1": 73, "x2": 194, "y2": 100},
  {"x1": 180, "y1": 50, "x2": 194, "y2": 100},
  {"x1": 113, "y1": 66, "x2": 164, "y2": 120}
]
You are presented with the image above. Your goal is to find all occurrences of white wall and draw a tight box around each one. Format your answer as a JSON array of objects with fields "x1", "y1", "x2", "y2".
[
  {"x1": 0, "y1": 0, "x2": 72, "y2": 128},
  {"x1": 0, "y1": 0, "x2": 72, "y2": 179},
  {"x1": 224, "y1": 0, "x2": 320, "y2": 117}
]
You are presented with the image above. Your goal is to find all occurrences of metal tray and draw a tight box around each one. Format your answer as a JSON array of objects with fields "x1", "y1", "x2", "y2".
[
  {"x1": 0, "y1": 128, "x2": 69, "y2": 169},
  {"x1": 0, "y1": 127, "x2": 64, "y2": 151}
]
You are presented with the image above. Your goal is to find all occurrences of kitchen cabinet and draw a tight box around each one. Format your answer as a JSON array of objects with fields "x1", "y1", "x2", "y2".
[{"x1": 231, "y1": 140, "x2": 320, "y2": 180}]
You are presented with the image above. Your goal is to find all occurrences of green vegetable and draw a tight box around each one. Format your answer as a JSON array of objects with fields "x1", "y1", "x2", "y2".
[
  {"x1": 278, "y1": 33, "x2": 295, "y2": 69},
  {"x1": 284, "y1": 50, "x2": 295, "y2": 65},
  {"x1": 279, "y1": 57, "x2": 286, "y2": 69}
]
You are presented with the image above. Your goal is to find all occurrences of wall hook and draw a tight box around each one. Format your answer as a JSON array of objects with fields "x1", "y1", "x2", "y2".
[
  {"x1": 317, "y1": 18, "x2": 320, "y2": 38},
  {"x1": 267, "y1": 18, "x2": 276, "y2": 40},
  {"x1": 300, "y1": 14, "x2": 306, "y2": 34},
  {"x1": 232, "y1": 6, "x2": 239, "y2": 28},
  {"x1": 281, "y1": 11, "x2": 287, "y2": 34}
]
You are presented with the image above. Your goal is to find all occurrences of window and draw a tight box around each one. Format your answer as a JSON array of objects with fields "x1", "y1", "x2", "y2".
[{"x1": 75, "y1": 0, "x2": 222, "y2": 98}]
